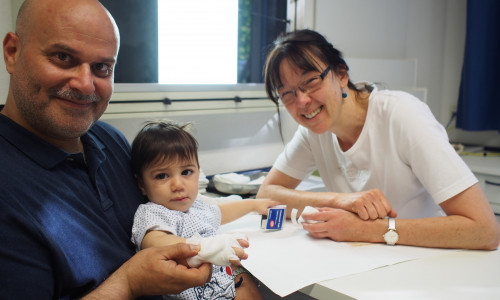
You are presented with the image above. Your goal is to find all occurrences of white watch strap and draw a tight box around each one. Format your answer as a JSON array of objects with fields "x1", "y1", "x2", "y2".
[{"x1": 388, "y1": 217, "x2": 396, "y2": 230}]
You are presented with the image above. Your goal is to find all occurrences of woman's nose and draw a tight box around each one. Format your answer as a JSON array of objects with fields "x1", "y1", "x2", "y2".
[{"x1": 295, "y1": 90, "x2": 311, "y2": 108}]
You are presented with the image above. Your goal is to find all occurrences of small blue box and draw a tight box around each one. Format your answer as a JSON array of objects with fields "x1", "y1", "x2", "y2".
[{"x1": 261, "y1": 205, "x2": 286, "y2": 230}]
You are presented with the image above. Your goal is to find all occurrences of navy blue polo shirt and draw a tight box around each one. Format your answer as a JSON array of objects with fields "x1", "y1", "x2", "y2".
[{"x1": 0, "y1": 114, "x2": 158, "y2": 299}]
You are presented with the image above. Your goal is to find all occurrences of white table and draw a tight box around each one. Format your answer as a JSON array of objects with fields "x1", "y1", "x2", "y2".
[
  {"x1": 301, "y1": 248, "x2": 500, "y2": 300},
  {"x1": 220, "y1": 214, "x2": 500, "y2": 300}
]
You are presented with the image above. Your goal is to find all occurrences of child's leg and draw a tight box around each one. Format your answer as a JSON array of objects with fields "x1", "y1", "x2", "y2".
[{"x1": 234, "y1": 272, "x2": 262, "y2": 300}]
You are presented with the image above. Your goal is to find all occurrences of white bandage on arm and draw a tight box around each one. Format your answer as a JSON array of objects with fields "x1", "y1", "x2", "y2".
[{"x1": 186, "y1": 232, "x2": 248, "y2": 267}]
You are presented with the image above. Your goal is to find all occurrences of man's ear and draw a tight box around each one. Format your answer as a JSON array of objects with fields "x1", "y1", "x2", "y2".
[{"x1": 3, "y1": 32, "x2": 21, "y2": 74}]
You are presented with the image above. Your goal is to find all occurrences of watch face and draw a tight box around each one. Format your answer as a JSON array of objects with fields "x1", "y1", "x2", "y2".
[{"x1": 384, "y1": 230, "x2": 399, "y2": 245}]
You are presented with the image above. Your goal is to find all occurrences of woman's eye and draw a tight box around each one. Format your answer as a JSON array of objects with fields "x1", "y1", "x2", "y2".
[
  {"x1": 302, "y1": 77, "x2": 319, "y2": 89},
  {"x1": 155, "y1": 173, "x2": 167, "y2": 180},
  {"x1": 280, "y1": 90, "x2": 292, "y2": 98},
  {"x1": 279, "y1": 91, "x2": 295, "y2": 104}
]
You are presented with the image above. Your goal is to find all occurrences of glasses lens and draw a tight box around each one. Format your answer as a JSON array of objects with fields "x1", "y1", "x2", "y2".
[
  {"x1": 300, "y1": 76, "x2": 322, "y2": 94},
  {"x1": 279, "y1": 68, "x2": 327, "y2": 105},
  {"x1": 279, "y1": 92, "x2": 293, "y2": 105}
]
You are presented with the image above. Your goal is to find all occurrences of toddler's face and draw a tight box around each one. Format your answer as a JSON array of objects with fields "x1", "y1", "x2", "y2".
[{"x1": 138, "y1": 157, "x2": 200, "y2": 212}]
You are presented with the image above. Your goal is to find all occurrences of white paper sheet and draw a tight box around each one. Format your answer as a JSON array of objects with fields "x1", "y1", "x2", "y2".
[{"x1": 219, "y1": 214, "x2": 454, "y2": 297}]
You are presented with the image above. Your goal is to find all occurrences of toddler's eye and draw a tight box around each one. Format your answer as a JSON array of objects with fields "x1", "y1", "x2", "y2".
[
  {"x1": 182, "y1": 169, "x2": 193, "y2": 176},
  {"x1": 155, "y1": 173, "x2": 167, "y2": 180}
]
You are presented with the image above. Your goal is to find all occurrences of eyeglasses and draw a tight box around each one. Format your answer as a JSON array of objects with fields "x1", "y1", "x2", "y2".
[{"x1": 277, "y1": 66, "x2": 331, "y2": 105}]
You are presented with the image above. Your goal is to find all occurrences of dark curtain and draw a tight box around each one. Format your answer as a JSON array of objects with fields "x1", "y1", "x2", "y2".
[
  {"x1": 237, "y1": 0, "x2": 288, "y2": 83},
  {"x1": 100, "y1": 0, "x2": 158, "y2": 83},
  {"x1": 456, "y1": 0, "x2": 500, "y2": 131}
]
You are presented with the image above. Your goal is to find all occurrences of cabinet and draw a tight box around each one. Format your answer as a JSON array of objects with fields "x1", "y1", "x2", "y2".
[{"x1": 461, "y1": 155, "x2": 500, "y2": 214}]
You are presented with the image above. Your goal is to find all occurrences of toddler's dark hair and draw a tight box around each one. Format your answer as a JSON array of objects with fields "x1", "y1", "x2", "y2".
[{"x1": 131, "y1": 120, "x2": 199, "y2": 178}]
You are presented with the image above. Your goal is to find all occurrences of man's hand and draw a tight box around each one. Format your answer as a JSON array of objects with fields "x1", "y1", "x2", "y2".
[
  {"x1": 126, "y1": 243, "x2": 213, "y2": 296},
  {"x1": 84, "y1": 243, "x2": 212, "y2": 299}
]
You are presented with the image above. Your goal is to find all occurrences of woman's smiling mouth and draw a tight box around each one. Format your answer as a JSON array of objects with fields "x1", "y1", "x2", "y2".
[{"x1": 303, "y1": 106, "x2": 323, "y2": 119}]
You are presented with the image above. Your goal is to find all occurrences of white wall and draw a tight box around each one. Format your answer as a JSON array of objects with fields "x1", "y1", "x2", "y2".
[
  {"x1": 308, "y1": 0, "x2": 500, "y2": 147},
  {"x1": 0, "y1": 0, "x2": 13, "y2": 102},
  {"x1": 312, "y1": 0, "x2": 464, "y2": 126},
  {"x1": 103, "y1": 87, "x2": 298, "y2": 175},
  {"x1": 102, "y1": 100, "x2": 294, "y2": 176}
]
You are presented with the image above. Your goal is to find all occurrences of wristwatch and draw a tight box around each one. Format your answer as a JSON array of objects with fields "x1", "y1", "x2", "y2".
[{"x1": 383, "y1": 217, "x2": 399, "y2": 245}]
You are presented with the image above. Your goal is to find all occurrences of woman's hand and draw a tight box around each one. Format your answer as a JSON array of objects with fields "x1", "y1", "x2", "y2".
[
  {"x1": 333, "y1": 189, "x2": 397, "y2": 220},
  {"x1": 301, "y1": 207, "x2": 372, "y2": 242}
]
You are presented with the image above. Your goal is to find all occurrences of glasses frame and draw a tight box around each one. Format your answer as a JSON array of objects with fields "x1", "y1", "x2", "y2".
[{"x1": 277, "y1": 66, "x2": 331, "y2": 105}]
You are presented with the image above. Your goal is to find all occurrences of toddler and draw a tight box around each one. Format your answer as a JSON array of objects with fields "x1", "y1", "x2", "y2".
[{"x1": 131, "y1": 120, "x2": 278, "y2": 299}]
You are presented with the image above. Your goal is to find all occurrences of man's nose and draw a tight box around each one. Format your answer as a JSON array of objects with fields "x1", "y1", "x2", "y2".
[{"x1": 68, "y1": 63, "x2": 96, "y2": 96}]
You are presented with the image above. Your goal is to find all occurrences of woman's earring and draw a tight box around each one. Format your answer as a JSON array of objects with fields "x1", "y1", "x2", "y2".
[{"x1": 342, "y1": 88, "x2": 347, "y2": 98}]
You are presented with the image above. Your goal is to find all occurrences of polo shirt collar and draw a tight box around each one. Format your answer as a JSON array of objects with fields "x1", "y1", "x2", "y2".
[{"x1": 0, "y1": 114, "x2": 105, "y2": 170}]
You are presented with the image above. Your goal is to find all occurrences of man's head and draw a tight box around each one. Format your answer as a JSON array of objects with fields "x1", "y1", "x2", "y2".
[{"x1": 2, "y1": 0, "x2": 120, "y2": 150}]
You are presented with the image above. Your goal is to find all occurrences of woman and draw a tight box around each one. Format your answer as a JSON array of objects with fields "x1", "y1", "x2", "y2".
[{"x1": 256, "y1": 29, "x2": 499, "y2": 250}]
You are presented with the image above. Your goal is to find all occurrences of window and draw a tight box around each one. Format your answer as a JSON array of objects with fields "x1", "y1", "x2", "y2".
[
  {"x1": 100, "y1": 0, "x2": 288, "y2": 85},
  {"x1": 158, "y1": 0, "x2": 238, "y2": 84}
]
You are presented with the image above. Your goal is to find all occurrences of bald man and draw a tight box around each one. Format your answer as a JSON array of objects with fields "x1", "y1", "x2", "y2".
[{"x1": 0, "y1": 0, "x2": 215, "y2": 298}]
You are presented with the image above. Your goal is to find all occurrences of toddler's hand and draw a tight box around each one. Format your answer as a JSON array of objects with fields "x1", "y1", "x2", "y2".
[
  {"x1": 230, "y1": 238, "x2": 249, "y2": 268},
  {"x1": 254, "y1": 199, "x2": 281, "y2": 215},
  {"x1": 186, "y1": 233, "x2": 248, "y2": 267}
]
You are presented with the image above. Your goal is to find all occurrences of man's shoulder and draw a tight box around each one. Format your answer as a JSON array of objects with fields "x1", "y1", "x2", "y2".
[
  {"x1": 87, "y1": 121, "x2": 130, "y2": 148},
  {"x1": 89, "y1": 120, "x2": 122, "y2": 136}
]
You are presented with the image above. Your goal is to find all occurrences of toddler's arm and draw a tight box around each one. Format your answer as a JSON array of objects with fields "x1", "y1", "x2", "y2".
[
  {"x1": 142, "y1": 230, "x2": 186, "y2": 249},
  {"x1": 141, "y1": 230, "x2": 248, "y2": 268},
  {"x1": 218, "y1": 199, "x2": 280, "y2": 224}
]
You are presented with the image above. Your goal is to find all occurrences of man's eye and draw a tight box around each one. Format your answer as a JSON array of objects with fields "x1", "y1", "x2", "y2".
[
  {"x1": 93, "y1": 63, "x2": 112, "y2": 77},
  {"x1": 56, "y1": 52, "x2": 71, "y2": 63},
  {"x1": 155, "y1": 173, "x2": 167, "y2": 180}
]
